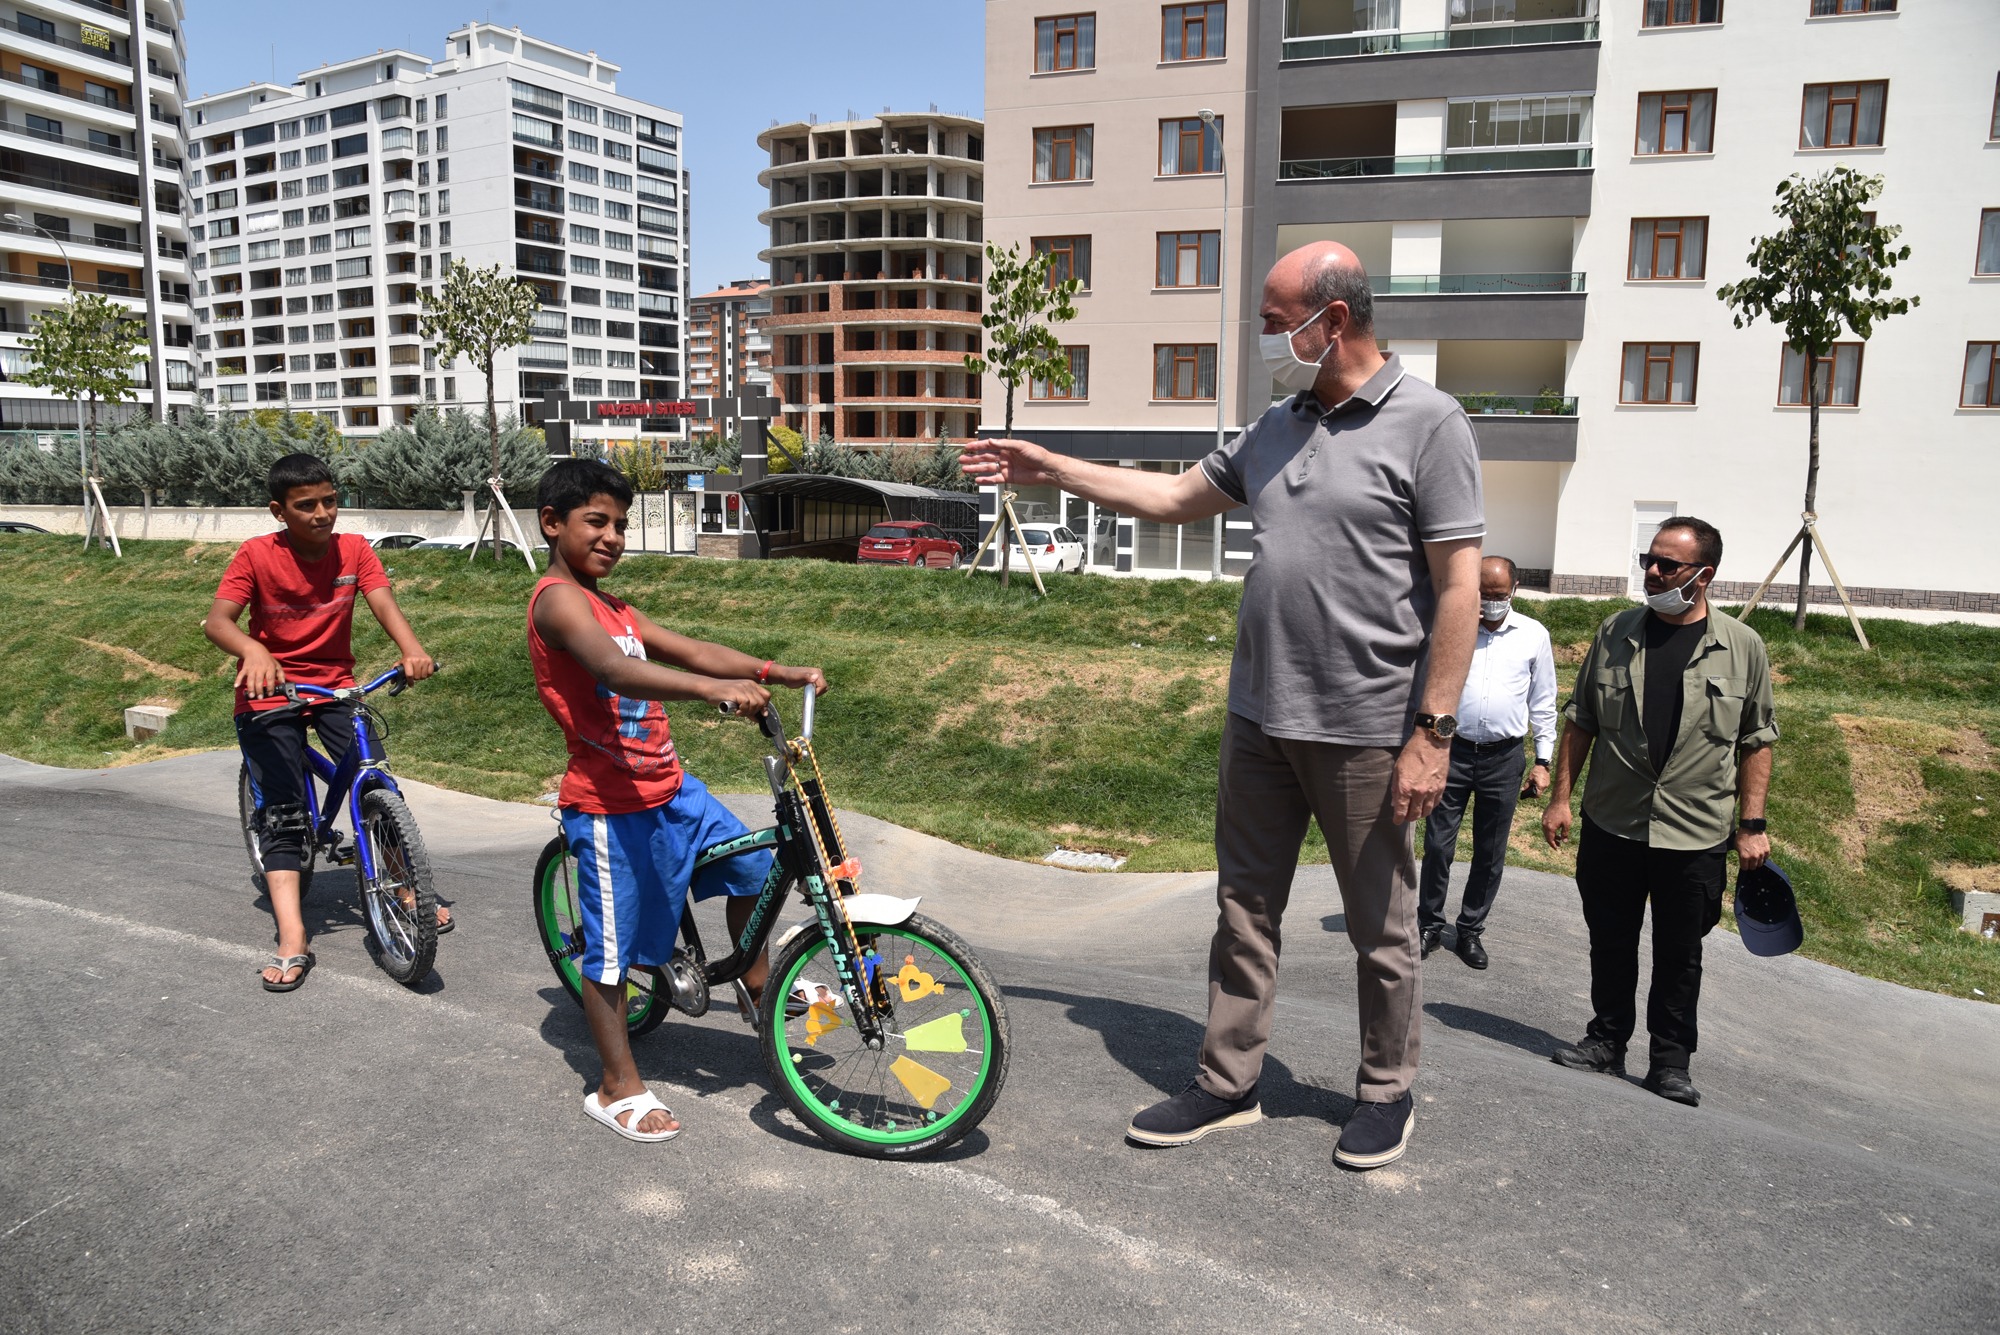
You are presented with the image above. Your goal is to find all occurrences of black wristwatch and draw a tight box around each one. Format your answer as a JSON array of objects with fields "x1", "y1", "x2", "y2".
[
  {"x1": 1413, "y1": 713, "x2": 1458, "y2": 741},
  {"x1": 1737, "y1": 818, "x2": 1768, "y2": 834}
]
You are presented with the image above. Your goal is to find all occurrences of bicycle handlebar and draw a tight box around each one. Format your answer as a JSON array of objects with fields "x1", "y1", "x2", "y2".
[
  {"x1": 716, "y1": 682, "x2": 817, "y2": 748},
  {"x1": 269, "y1": 661, "x2": 442, "y2": 712}
]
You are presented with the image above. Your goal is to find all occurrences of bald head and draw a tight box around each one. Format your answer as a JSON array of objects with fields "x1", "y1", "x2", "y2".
[{"x1": 1262, "y1": 241, "x2": 1374, "y2": 337}]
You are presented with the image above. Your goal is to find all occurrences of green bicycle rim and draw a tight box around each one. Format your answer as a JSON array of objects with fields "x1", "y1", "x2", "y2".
[
  {"x1": 773, "y1": 924, "x2": 995, "y2": 1147},
  {"x1": 536, "y1": 847, "x2": 660, "y2": 1028}
]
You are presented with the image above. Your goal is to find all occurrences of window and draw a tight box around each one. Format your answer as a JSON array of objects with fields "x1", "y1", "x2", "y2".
[
  {"x1": 1992, "y1": 75, "x2": 2000, "y2": 141},
  {"x1": 1620, "y1": 342, "x2": 1699, "y2": 404},
  {"x1": 1163, "y1": 4, "x2": 1226, "y2": 61},
  {"x1": 307, "y1": 175, "x2": 329, "y2": 195},
  {"x1": 282, "y1": 180, "x2": 303, "y2": 200},
  {"x1": 248, "y1": 239, "x2": 280, "y2": 261},
  {"x1": 434, "y1": 95, "x2": 447, "y2": 119},
  {"x1": 573, "y1": 347, "x2": 603, "y2": 366},
  {"x1": 569, "y1": 131, "x2": 598, "y2": 153},
  {"x1": 311, "y1": 264, "x2": 332, "y2": 283},
  {"x1": 570, "y1": 162, "x2": 598, "y2": 185},
  {"x1": 332, "y1": 134, "x2": 367, "y2": 159},
  {"x1": 335, "y1": 225, "x2": 370, "y2": 250},
  {"x1": 1030, "y1": 346, "x2": 1089, "y2": 399},
  {"x1": 333, "y1": 166, "x2": 368, "y2": 190},
  {"x1": 574, "y1": 378, "x2": 604, "y2": 397},
  {"x1": 604, "y1": 141, "x2": 632, "y2": 163},
  {"x1": 330, "y1": 103, "x2": 368, "y2": 129},
  {"x1": 607, "y1": 380, "x2": 636, "y2": 398},
  {"x1": 1979, "y1": 210, "x2": 2000, "y2": 275},
  {"x1": 1153, "y1": 344, "x2": 1216, "y2": 399},
  {"x1": 568, "y1": 100, "x2": 598, "y2": 124},
  {"x1": 607, "y1": 350, "x2": 636, "y2": 369},
  {"x1": 280, "y1": 120, "x2": 301, "y2": 141},
  {"x1": 437, "y1": 126, "x2": 449, "y2": 152},
  {"x1": 304, "y1": 114, "x2": 327, "y2": 135},
  {"x1": 606, "y1": 201, "x2": 634, "y2": 222},
  {"x1": 1033, "y1": 125, "x2": 1094, "y2": 182},
  {"x1": 603, "y1": 110, "x2": 630, "y2": 134},
  {"x1": 1642, "y1": 0, "x2": 1722, "y2": 24},
  {"x1": 1629, "y1": 218, "x2": 1708, "y2": 280},
  {"x1": 1449, "y1": 95, "x2": 1594, "y2": 151},
  {"x1": 605, "y1": 170, "x2": 633, "y2": 191},
  {"x1": 1779, "y1": 343, "x2": 1863, "y2": 406},
  {"x1": 1035, "y1": 13, "x2": 1096, "y2": 72},
  {"x1": 605, "y1": 231, "x2": 633, "y2": 252},
  {"x1": 572, "y1": 194, "x2": 600, "y2": 215},
  {"x1": 280, "y1": 150, "x2": 302, "y2": 170},
  {"x1": 1809, "y1": 0, "x2": 1894, "y2": 14},
  {"x1": 1963, "y1": 344, "x2": 2000, "y2": 407},
  {"x1": 573, "y1": 287, "x2": 601, "y2": 305},
  {"x1": 606, "y1": 261, "x2": 634, "y2": 281},
  {"x1": 1032, "y1": 236, "x2": 1091, "y2": 288},
  {"x1": 1153, "y1": 230, "x2": 1220, "y2": 287},
  {"x1": 513, "y1": 115, "x2": 559, "y2": 149},
  {"x1": 306, "y1": 144, "x2": 329, "y2": 165},
  {"x1": 1637, "y1": 91, "x2": 1716, "y2": 154},
  {"x1": 1159, "y1": 117, "x2": 1222, "y2": 176},
  {"x1": 310, "y1": 234, "x2": 331, "y2": 253},
  {"x1": 607, "y1": 292, "x2": 635, "y2": 311},
  {"x1": 571, "y1": 224, "x2": 600, "y2": 246},
  {"x1": 572, "y1": 255, "x2": 601, "y2": 276},
  {"x1": 1802, "y1": 82, "x2": 1887, "y2": 149}
]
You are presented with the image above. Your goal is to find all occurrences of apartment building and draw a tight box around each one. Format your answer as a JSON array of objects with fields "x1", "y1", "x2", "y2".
[
  {"x1": 983, "y1": 1, "x2": 2000, "y2": 607},
  {"x1": 0, "y1": 0, "x2": 196, "y2": 430},
  {"x1": 187, "y1": 23, "x2": 688, "y2": 450},
  {"x1": 687, "y1": 276, "x2": 771, "y2": 436},
  {"x1": 758, "y1": 113, "x2": 985, "y2": 446}
]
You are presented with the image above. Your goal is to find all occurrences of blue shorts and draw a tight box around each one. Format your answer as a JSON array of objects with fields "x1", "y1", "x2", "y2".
[{"x1": 560, "y1": 774, "x2": 773, "y2": 985}]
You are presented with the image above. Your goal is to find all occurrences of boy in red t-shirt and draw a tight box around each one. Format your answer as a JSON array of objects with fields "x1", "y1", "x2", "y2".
[
  {"x1": 203, "y1": 453, "x2": 438, "y2": 992},
  {"x1": 528, "y1": 458, "x2": 825, "y2": 1143}
]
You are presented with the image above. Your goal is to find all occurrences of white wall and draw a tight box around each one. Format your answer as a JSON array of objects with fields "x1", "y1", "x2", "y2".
[{"x1": 1480, "y1": 462, "x2": 1560, "y2": 572}]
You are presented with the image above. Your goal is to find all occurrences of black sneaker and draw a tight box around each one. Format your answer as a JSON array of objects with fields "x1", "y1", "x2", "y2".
[
  {"x1": 1454, "y1": 928, "x2": 1489, "y2": 970},
  {"x1": 1126, "y1": 1080, "x2": 1261, "y2": 1147},
  {"x1": 1551, "y1": 1037, "x2": 1626, "y2": 1075},
  {"x1": 1643, "y1": 1067, "x2": 1701, "y2": 1107},
  {"x1": 1419, "y1": 924, "x2": 1443, "y2": 961},
  {"x1": 1333, "y1": 1092, "x2": 1414, "y2": 1170}
]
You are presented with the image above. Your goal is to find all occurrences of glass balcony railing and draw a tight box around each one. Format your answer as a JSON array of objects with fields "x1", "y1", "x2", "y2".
[
  {"x1": 1283, "y1": 18, "x2": 1598, "y2": 61},
  {"x1": 1278, "y1": 147, "x2": 1592, "y2": 179},
  {"x1": 1374, "y1": 272, "x2": 1584, "y2": 295},
  {"x1": 1452, "y1": 392, "x2": 1578, "y2": 416}
]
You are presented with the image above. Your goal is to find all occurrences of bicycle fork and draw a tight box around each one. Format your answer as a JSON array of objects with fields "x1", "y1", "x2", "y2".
[{"x1": 767, "y1": 754, "x2": 888, "y2": 1049}]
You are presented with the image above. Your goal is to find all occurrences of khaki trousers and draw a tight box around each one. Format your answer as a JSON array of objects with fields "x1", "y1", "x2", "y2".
[{"x1": 1198, "y1": 713, "x2": 1423, "y2": 1104}]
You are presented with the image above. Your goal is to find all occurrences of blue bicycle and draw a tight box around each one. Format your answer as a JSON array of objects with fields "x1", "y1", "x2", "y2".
[{"x1": 236, "y1": 665, "x2": 441, "y2": 986}]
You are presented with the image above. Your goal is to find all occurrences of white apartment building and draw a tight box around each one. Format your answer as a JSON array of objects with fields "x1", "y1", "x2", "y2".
[
  {"x1": 984, "y1": 1, "x2": 2000, "y2": 610},
  {"x1": 187, "y1": 23, "x2": 688, "y2": 449},
  {"x1": 0, "y1": 0, "x2": 197, "y2": 430}
]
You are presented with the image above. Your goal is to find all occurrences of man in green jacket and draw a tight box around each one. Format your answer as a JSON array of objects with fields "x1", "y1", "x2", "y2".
[{"x1": 1542, "y1": 515, "x2": 1778, "y2": 1108}]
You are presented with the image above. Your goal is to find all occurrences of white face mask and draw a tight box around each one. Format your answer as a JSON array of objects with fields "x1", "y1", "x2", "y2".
[
  {"x1": 1259, "y1": 303, "x2": 1334, "y2": 393},
  {"x1": 1480, "y1": 598, "x2": 1512, "y2": 623},
  {"x1": 1645, "y1": 571, "x2": 1708, "y2": 616}
]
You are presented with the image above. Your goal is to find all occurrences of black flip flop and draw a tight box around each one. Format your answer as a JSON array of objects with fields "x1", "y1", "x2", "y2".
[
  {"x1": 436, "y1": 906, "x2": 455, "y2": 935},
  {"x1": 261, "y1": 951, "x2": 315, "y2": 992}
]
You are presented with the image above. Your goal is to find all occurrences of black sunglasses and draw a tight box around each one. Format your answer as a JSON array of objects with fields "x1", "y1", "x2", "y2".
[{"x1": 1637, "y1": 552, "x2": 1703, "y2": 577}]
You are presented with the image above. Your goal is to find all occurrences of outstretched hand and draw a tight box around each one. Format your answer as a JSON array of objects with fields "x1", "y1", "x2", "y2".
[{"x1": 959, "y1": 438, "x2": 1061, "y2": 489}]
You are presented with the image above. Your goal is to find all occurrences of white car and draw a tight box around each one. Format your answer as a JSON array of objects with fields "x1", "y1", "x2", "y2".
[
  {"x1": 1001, "y1": 525, "x2": 1086, "y2": 574},
  {"x1": 361, "y1": 531, "x2": 429, "y2": 550},
  {"x1": 410, "y1": 535, "x2": 542, "y2": 555}
]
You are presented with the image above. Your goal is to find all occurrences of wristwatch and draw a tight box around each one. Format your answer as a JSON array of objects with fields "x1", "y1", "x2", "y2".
[
  {"x1": 1737, "y1": 818, "x2": 1768, "y2": 834},
  {"x1": 1413, "y1": 713, "x2": 1458, "y2": 741}
]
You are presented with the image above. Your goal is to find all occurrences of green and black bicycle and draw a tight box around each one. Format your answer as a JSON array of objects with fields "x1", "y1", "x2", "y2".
[{"x1": 532, "y1": 686, "x2": 1009, "y2": 1159}]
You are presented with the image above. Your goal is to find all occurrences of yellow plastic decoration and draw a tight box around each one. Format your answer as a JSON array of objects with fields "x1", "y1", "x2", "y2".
[
  {"x1": 901, "y1": 1012, "x2": 968, "y2": 1054},
  {"x1": 804, "y1": 1001, "x2": 845, "y2": 1046},
  {"x1": 895, "y1": 956, "x2": 945, "y2": 1002},
  {"x1": 890, "y1": 1056, "x2": 953, "y2": 1110}
]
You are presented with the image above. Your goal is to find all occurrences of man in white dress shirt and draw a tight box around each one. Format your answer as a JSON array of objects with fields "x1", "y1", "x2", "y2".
[{"x1": 1419, "y1": 556, "x2": 1557, "y2": 969}]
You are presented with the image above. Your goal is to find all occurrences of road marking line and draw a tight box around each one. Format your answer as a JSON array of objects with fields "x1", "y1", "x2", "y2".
[
  {"x1": 3, "y1": 1194, "x2": 76, "y2": 1240},
  {"x1": 900, "y1": 1161, "x2": 1419, "y2": 1333}
]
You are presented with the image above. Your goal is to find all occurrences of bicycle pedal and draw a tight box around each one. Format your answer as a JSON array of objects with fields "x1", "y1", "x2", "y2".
[{"x1": 325, "y1": 842, "x2": 357, "y2": 866}]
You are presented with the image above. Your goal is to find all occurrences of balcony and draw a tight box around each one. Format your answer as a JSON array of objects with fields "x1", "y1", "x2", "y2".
[
  {"x1": 1279, "y1": 147, "x2": 1591, "y2": 178},
  {"x1": 1283, "y1": 18, "x2": 1598, "y2": 63},
  {"x1": 0, "y1": 269, "x2": 140, "y2": 299},
  {"x1": 0, "y1": 14, "x2": 127, "y2": 65},
  {"x1": 0, "y1": 66, "x2": 131, "y2": 111},
  {"x1": 515, "y1": 188, "x2": 564, "y2": 215}
]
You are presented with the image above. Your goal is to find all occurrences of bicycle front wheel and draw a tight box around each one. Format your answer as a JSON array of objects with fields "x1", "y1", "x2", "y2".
[
  {"x1": 530, "y1": 835, "x2": 665, "y2": 1036},
  {"x1": 762, "y1": 912, "x2": 1009, "y2": 1159},
  {"x1": 357, "y1": 787, "x2": 437, "y2": 986}
]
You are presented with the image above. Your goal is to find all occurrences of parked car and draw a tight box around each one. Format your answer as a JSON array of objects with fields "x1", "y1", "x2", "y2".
[
  {"x1": 409, "y1": 535, "x2": 542, "y2": 555},
  {"x1": 1001, "y1": 525, "x2": 1086, "y2": 574},
  {"x1": 856, "y1": 520, "x2": 963, "y2": 569},
  {"x1": 0, "y1": 521, "x2": 51, "y2": 535},
  {"x1": 361, "y1": 531, "x2": 429, "y2": 550}
]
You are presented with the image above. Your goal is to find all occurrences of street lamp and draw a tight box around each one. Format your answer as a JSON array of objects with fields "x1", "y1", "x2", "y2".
[
  {"x1": 1197, "y1": 109, "x2": 1226, "y2": 580},
  {"x1": 5, "y1": 211, "x2": 91, "y2": 535}
]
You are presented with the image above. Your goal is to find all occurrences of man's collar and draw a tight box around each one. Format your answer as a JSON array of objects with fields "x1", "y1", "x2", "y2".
[
  {"x1": 1481, "y1": 608, "x2": 1520, "y2": 634},
  {"x1": 1295, "y1": 353, "x2": 1405, "y2": 419}
]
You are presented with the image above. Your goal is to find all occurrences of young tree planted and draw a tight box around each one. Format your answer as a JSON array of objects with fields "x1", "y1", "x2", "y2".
[
  {"x1": 419, "y1": 260, "x2": 541, "y2": 560},
  {"x1": 17, "y1": 288, "x2": 147, "y2": 497},
  {"x1": 1717, "y1": 168, "x2": 1916, "y2": 638},
  {"x1": 964, "y1": 241, "x2": 1079, "y2": 586}
]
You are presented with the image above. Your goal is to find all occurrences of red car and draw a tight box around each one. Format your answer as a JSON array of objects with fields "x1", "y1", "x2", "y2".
[{"x1": 857, "y1": 520, "x2": 963, "y2": 569}]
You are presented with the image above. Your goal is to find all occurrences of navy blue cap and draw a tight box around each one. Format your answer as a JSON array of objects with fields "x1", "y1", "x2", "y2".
[{"x1": 1735, "y1": 861, "x2": 1803, "y2": 958}]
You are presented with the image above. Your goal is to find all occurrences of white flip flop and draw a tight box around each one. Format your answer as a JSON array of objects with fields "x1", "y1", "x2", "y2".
[{"x1": 583, "y1": 1089, "x2": 681, "y2": 1143}]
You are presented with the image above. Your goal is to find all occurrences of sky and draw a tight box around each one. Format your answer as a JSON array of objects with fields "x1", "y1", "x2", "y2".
[{"x1": 183, "y1": 0, "x2": 987, "y2": 295}]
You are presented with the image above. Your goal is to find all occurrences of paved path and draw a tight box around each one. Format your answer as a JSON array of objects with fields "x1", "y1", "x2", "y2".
[{"x1": 2, "y1": 751, "x2": 1995, "y2": 1334}]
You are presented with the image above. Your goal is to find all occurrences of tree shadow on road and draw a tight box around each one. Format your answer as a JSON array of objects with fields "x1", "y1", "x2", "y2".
[
  {"x1": 1005, "y1": 984, "x2": 1355, "y2": 1126},
  {"x1": 1424, "y1": 1001, "x2": 1565, "y2": 1060}
]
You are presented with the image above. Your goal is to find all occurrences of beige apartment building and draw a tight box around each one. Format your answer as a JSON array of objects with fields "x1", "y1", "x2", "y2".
[
  {"x1": 687, "y1": 276, "x2": 770, "y2": 437},
  {"x1": 757, "y1": 113, "x2": 985, "y2": 445}
]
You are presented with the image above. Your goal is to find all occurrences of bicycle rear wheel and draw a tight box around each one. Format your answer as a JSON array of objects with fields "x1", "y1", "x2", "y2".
[
  {"x1": 238, "y1": 763, "x2": 314, "y2": 898},
  {"x1": 762, "y1": 912, "x2": 1008, "y2": 1159},
  {"x1": 357, "y1": 787, "x2": 437, "y2": 986},
  {"x1": 530, "y1": 835, "x2": 665, "y2": 1036}
]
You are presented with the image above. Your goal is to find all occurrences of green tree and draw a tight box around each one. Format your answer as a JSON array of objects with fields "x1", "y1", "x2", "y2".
[
  {"x1": 16, "y1": 289, "x2": 147, "y2": 489},
  {"x1": 347, "y1": 408, "x2": 546, "y2": 510},
  {"x1": 419, "y1": 260, "x2": 541, "y2": 558},
  {"x1": 1717, "y1": 168, "x2": 1917, "y2": 636},
  {"x1": 964, "y1": 241, "x2": 1080, "y2": 435}
]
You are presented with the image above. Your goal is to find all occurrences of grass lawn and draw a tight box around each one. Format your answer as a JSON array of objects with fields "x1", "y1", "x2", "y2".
[{"x1": 2, "y1": 534, "x2": 1995, "y2": 1003}]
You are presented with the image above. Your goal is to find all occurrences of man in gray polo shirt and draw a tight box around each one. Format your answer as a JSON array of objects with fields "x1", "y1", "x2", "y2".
[{"x1": 962, "y1": 241, "x2": 1483, "y2": 1170}]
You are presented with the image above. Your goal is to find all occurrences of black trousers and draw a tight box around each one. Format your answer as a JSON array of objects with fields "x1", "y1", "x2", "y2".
[
  {"x1": 235, "y1": 702, "x2": 355, "y2": 873},
  {"x1": 1419, "y1": 737, "x2": 1526, "y2": 934},
  {"x1": 1574, "y1": 814, "x2": 1726, "y2": 1071}
]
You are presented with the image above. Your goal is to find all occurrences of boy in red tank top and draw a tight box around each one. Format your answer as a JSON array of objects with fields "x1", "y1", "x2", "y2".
[
  {"x1": 529, "y1": 459, "x2": 826, "y2": 1143},
  {"x1": 203, "y1": 453, "x2": 438, "y2": 992}
]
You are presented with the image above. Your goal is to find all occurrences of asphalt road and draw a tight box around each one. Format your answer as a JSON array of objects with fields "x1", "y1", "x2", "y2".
[{"x1": 2, "y1": 750, "x2": 1995, "y2": 1334}]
